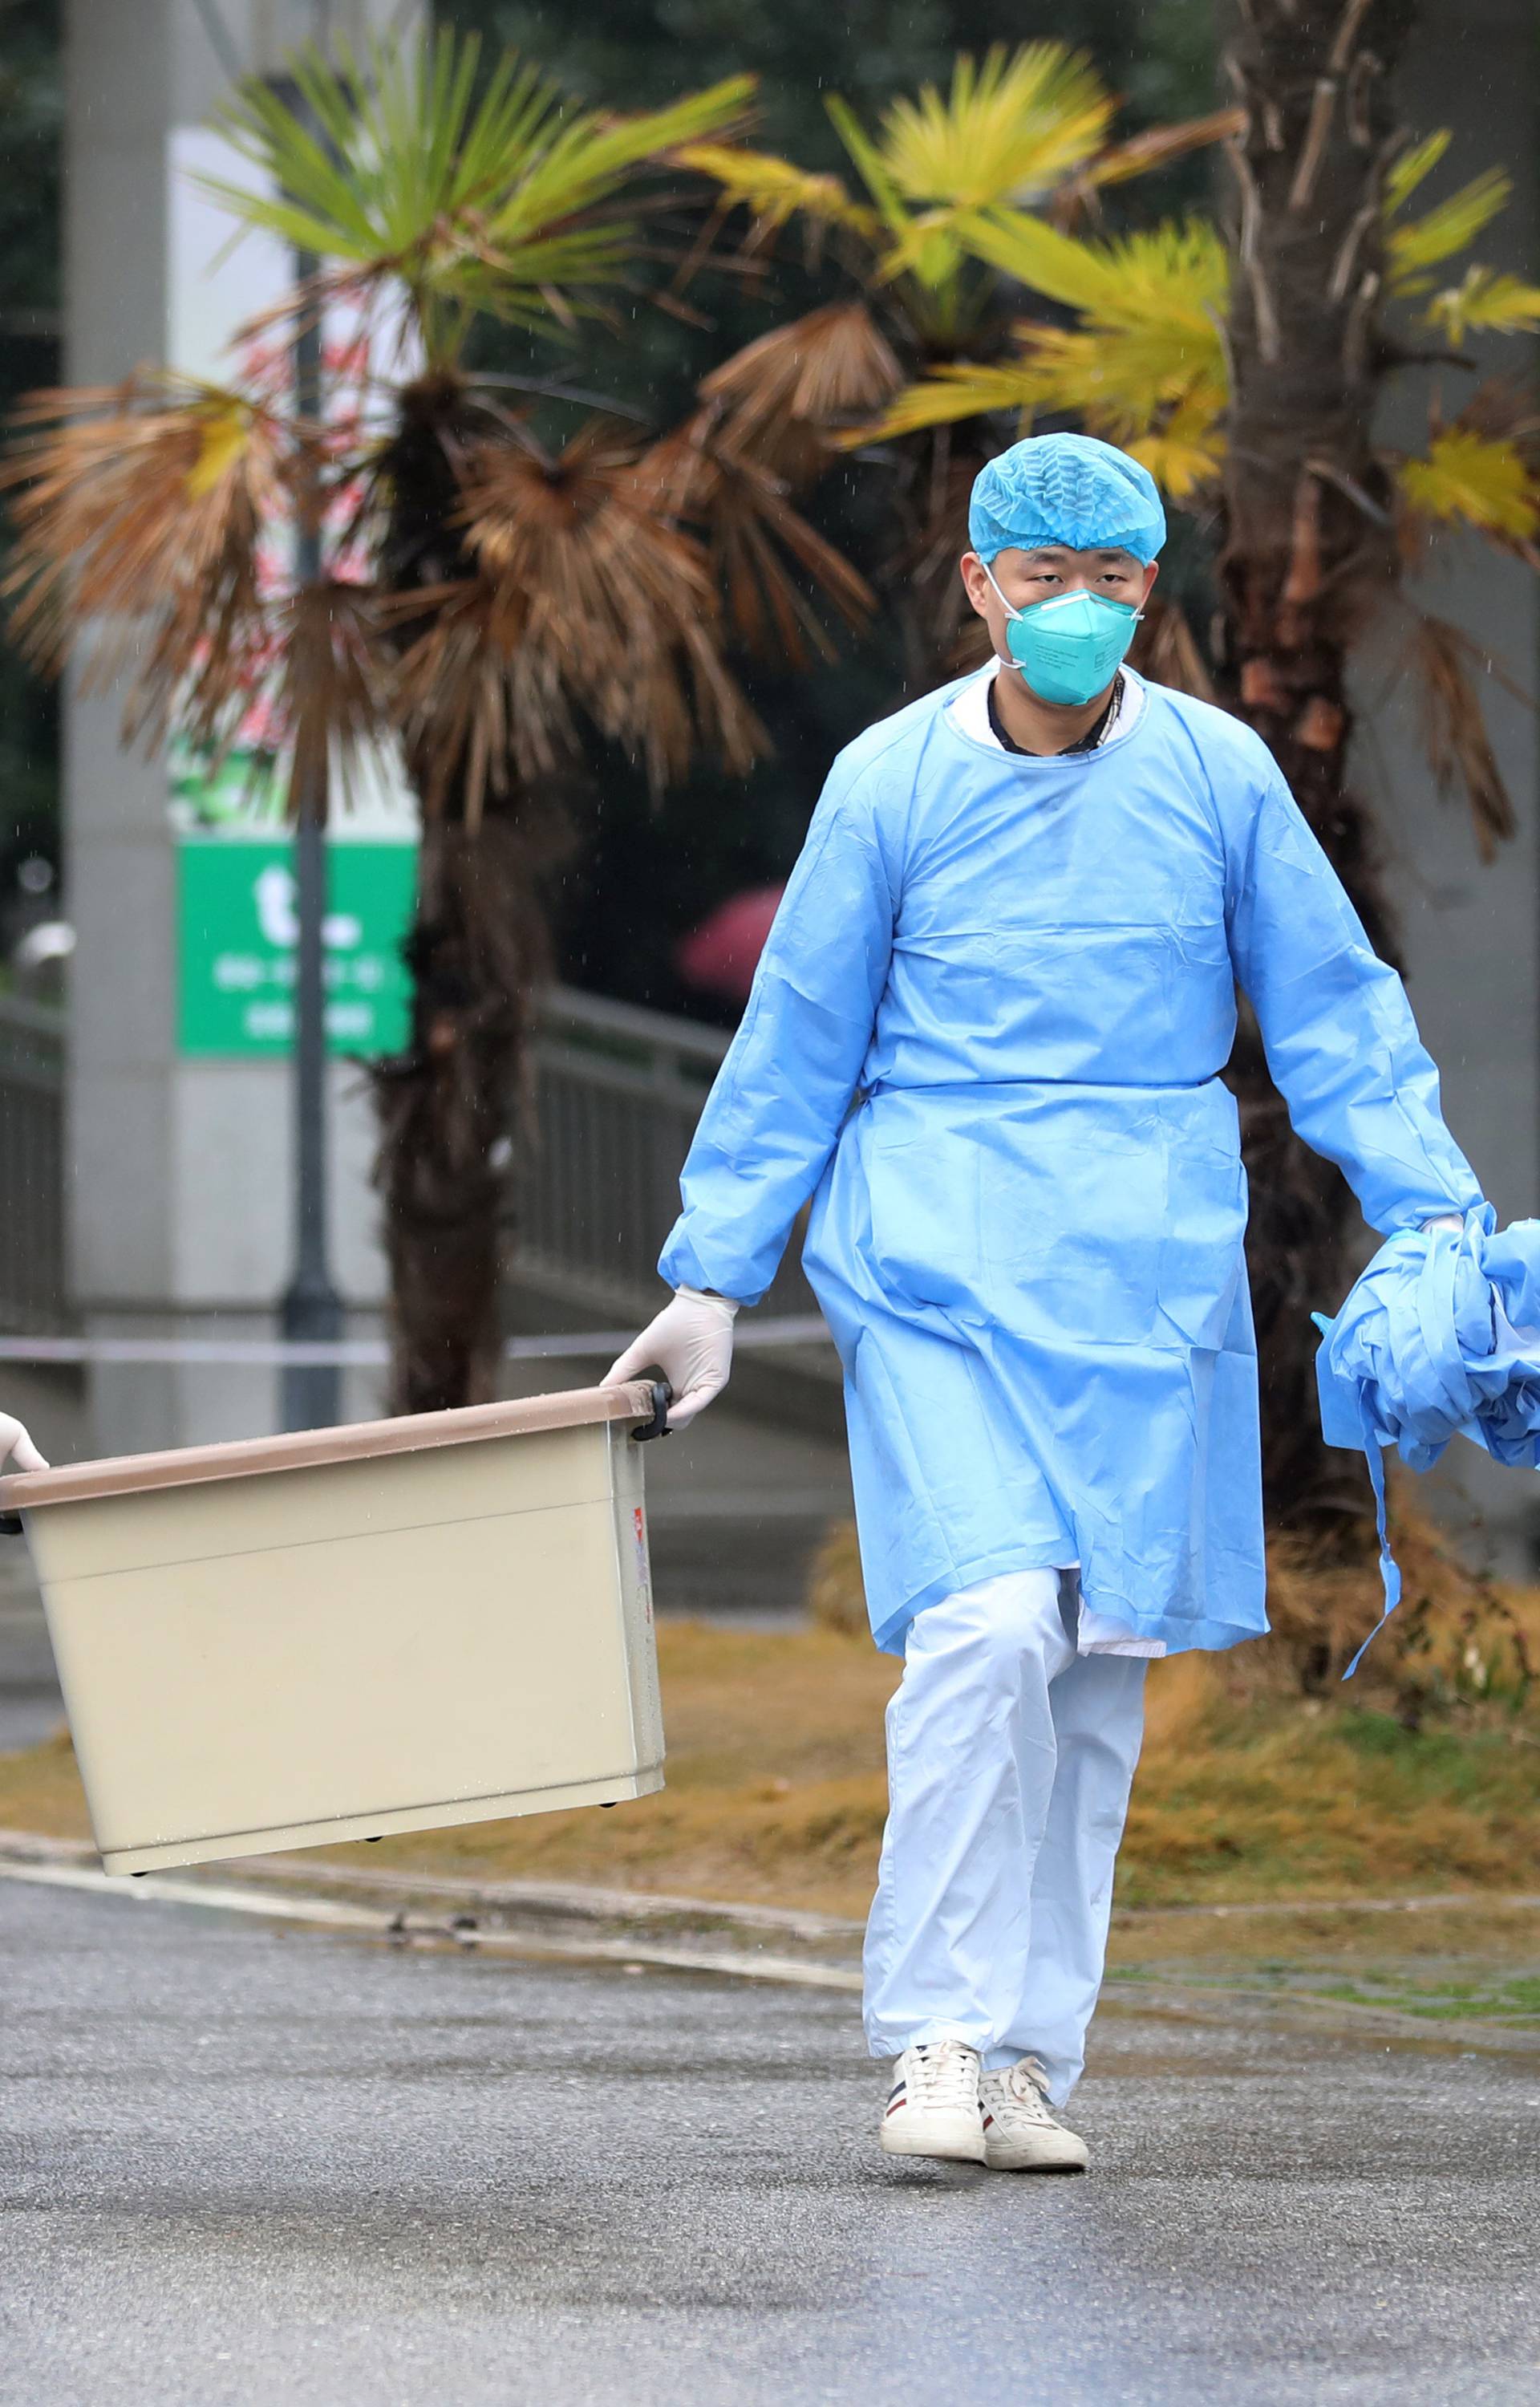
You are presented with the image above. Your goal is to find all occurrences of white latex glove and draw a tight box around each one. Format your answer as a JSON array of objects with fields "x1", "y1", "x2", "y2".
[
  {"x1": 602, "y1": 1286, "x2": 740, "y2": 1430},
  {"x1": 0, "y1": 1412, "x2": 47, "y2": 1472}
]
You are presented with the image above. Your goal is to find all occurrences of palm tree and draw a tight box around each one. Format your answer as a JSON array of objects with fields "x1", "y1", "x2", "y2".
[
  {"x1": 2, "y1": 30, "x2": 871, "y2": 1414},
  {"x1": 671, "y1": 43, "x2": 1236, "y2": 688},
  {"x1": 834, "y1": 22, "x2": 1540, "y2": 1614}
]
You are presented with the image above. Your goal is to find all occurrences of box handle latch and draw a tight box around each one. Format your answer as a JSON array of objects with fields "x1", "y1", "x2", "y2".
[{"x1": 632, "y1": 1380, "x2": 673, "y2": 1443}]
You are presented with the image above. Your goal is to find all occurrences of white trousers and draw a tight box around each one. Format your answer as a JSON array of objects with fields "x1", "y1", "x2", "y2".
[{"x1": 862, "y1": 1569, "x2": 1147, "y2": 2105}]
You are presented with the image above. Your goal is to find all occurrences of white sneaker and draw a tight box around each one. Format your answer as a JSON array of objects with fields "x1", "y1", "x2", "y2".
[
  {"x1": 879, "y1": 2040, "x2": 986, "y2": 2162},
  {"x1": 979, "y1": 2056, "x2": 1088, "y2": 2172}
]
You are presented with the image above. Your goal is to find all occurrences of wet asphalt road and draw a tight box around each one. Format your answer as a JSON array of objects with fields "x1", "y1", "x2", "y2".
[{"x1": 3, "y1": 1877, "x2": 1540, "y2": 2405}]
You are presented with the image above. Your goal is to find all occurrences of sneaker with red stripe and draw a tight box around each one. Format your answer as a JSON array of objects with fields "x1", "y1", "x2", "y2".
[{"x1": 878, "y1": 2040, "x2": 986, "y2": 2162}]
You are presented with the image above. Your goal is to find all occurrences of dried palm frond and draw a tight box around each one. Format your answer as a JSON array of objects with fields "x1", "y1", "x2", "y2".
[
  {"x1": 1403, "y1": 609, "x2": 1518, "y2": 860},
  {"x1": 1068, "y1": 107, "x2": 1244, "y2": 201},
  {"x1": 1129, "y1": 596, "x2": 1217, "y2": 701},
  {"x1": 700, "y1": 302, "x2": 906, "y2": 433},
  {"x1": 389, "y1": 575, "x2": 582, "y2": 810},
  {"x1": 696, "y1": 302, "x2": 906, "y2": 483},
  {"x1": 273, "y1": 578, "x2": 394, "y2": 815},
  {"x1": 642, "y1": 415, "x2": 873, "y2": 667},
  {"x1": 1, "y1": 373, "x2": 292, "y2": 758},
  {"x1": 890, "y1": 438, "x2": 990, "y2": 661},
  {"x1": 392, "y1": 418, "x2": 765, "y2": 813}
]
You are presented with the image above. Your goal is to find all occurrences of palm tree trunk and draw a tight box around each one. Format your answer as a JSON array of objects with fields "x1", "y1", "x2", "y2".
[
  {"x1": 887, "y1": 427, "x2": 992, "y2": 688},
  {"x1": 370, "y1": 378, "x2": 569, "y2": 1417},
  {"x1": 1218, "y1": 0, "x2": 1417, "y2": 1555},
  {"x1": 371, "y1": 810, "x2": 555, "y2": 1415}
]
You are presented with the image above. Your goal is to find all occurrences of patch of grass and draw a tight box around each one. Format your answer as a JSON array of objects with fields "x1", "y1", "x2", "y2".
[
  {"x1": 1121, "y1": 1653, "x2": 1540, "y2": 1906},
  {"x1": 1109, "y1": 1961, "x2": 1540, "y2": 2029},
  {"x1": 0, "y1": 1723, "x2": 89, "y2": 1841}
]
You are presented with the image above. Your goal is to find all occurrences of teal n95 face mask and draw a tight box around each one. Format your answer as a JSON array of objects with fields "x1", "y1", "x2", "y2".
[{"x1": 982, "y1": 564, "x2": 1141, "y2": 707}]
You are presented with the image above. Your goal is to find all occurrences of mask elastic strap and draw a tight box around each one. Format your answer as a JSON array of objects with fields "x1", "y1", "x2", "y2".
[{"x1": 979, "y1": 558, "x2": 1022, "y2": 623}]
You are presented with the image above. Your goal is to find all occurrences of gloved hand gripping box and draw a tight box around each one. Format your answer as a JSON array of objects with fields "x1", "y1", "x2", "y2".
[{"x1": 0, "y1": 1382, "x2": 667, "y2": 1875}]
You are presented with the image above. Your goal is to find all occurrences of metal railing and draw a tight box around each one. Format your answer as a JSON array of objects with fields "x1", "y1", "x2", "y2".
[
  {"x1": 515, "y1": 984, "x2": 823, "y2": 1324},
  {"x1": 0, "y1": 980, "x2": 825, "y2": 1342},
  {"x1": 0, "y1": 992, "x2": 69, "y2": 1333}
]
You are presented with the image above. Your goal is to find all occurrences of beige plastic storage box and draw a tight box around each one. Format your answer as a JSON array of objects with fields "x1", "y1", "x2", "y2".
[{"x1": 0, "y1": 1379, "x2": 668, "y2": 1876}]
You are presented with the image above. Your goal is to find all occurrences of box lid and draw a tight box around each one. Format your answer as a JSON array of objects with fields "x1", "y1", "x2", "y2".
[{"x1": 0, "y1": 1380, "x2": 660, "y2": 1511}]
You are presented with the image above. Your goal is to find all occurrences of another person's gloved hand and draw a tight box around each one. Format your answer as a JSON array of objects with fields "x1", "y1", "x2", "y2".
[
  {"x1": 0, "y1": 1412, "x2": 47, "y2": 1472},
  {"x1": 602, "y1": 1287, "x2": 740, "y2": 1430}
]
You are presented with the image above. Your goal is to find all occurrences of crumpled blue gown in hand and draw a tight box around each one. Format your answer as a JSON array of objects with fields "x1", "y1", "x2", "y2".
[
  {"x1": 1315, "y1": 1204, "x2": 1540, "y2": 1670},
  {"x1": 659, "y1": 668, "x2": 1482, "y2": 1655}
]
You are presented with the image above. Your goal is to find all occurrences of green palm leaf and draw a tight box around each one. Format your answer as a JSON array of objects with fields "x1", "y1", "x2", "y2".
[
  {"x1": 670, "y1": 144, "x2": 877, "y2": 238},
  {"x1": 200, "y1": 30, "x2": 752, "y2": 359},
  {"x1": 1383, "y1": 130, "x2": 1452, "y2": 218},
  {"x1": 873, "y1": 43, "x2": 1112, "y2": 209},
  {"x1": 1386, "y1": 167, "x2": 1511, "y2": 294},
  {"x1": 825, "y1": 94, "x2": 913, "y2": 245},
  {"x1": 852, "y1": 218, "x2": 1228, "y2": 500},
  {"x1": 946, "y1": 208, "x2": 1126, "y2": 311},
  {"x1": 841, "y1": 359, "x2": 1047, "y2": 441},
  {"x1": 1397, "y1": 428, "x2": 1540, "y2": 542},
  {"x1": 1425, "y1": 266, "x2": 1540, "y2": 348}
]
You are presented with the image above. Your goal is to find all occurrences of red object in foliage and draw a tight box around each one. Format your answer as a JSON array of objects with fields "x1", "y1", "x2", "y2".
[{"x1": 675, "y1": 884, "x2": 785, "y2": 1004}]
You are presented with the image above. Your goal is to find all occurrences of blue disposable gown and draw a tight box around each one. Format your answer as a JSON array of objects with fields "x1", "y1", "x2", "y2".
[{"x1": 659, "y1": 668, "x2": 1483, "y2": 1655}]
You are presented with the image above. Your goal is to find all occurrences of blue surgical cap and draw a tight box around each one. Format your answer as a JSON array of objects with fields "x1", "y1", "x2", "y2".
[{"x1": 968, "y1": 432, "x2": 1166, "y2": 564}]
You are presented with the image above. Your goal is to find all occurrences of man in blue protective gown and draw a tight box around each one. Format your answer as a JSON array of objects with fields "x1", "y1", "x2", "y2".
[{"x1": 604, "y1": 432, "x2": 1480, "y2": 2171}]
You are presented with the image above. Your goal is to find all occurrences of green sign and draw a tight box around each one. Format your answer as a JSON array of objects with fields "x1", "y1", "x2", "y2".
[{"x1": 177, "y1": 834, "x2": 418, "y2": 1058}]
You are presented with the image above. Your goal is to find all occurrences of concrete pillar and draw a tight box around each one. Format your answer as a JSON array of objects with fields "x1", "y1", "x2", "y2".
[
  {"x1": 1359, "y1": 0, "x2": 1540, "y2": 1570},
  {"x1": 63, "y1": 1, "x2": 415, "y2": 1452}
]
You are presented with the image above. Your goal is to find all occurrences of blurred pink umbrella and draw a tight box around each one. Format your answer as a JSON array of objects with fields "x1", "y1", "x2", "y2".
[{"x1": 675, "y1": 883, "x2": 785, "y2": 1005}]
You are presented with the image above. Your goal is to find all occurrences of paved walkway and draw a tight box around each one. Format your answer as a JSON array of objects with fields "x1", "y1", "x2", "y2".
[{"x1": 4, "y1": 1874, "x2": 1539, "y2": 2405}]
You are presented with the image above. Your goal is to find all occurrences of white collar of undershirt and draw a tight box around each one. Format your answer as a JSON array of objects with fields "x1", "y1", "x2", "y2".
[{"x1": 946, "y1": 657, "x2": 1145, "y2": 757}]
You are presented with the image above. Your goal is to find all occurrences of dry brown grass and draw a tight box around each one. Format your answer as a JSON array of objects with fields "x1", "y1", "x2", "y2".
[
  {"x1": 0, "y1": 1723, "x2": 90, "y2": 1841},
  {"x1": 805, "y1": 1516, "x2": 867, "y2": 1639},
  {"x1": 809, "y1": 1484, "x2": 1539, "y2": 1716},
  {"x1": 1120, "y1": 1652, "x2": 1540, "y2": 1906}
]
